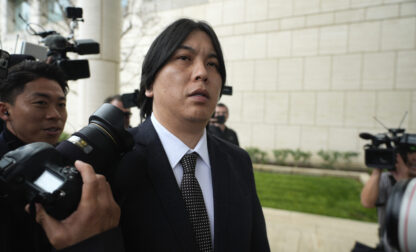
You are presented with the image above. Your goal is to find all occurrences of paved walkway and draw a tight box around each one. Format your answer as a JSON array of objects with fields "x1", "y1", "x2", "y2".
[{"x1": 263, "y1": 207, "x2": 379, "y2": 252}]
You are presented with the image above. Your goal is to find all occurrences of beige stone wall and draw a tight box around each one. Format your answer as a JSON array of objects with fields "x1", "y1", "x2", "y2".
[
  {"x1": 121, "y1": 0, "x2": 416, "y2": 164},
  {"x1": 1, "y1": 0, "x2": 415, "y2": 165}
]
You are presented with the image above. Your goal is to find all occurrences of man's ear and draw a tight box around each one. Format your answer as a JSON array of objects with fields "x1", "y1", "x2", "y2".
[
  {"x1": 0, "y1": 102, "x2": 10, "y2": 121},
  {"x1": 145, "y1": 88, "x2": 154, "y2": 98}
]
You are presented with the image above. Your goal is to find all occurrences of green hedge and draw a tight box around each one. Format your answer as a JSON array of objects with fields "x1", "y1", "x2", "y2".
[{"x1": 246, "y1": 147, "x2": 360, "y2": 170}]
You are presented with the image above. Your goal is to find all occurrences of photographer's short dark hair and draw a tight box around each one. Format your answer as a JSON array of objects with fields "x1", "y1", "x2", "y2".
[
  {"x1": 0, "y1": 61, "x2": 68, "y2": 104},
  {"x1": 137, "y1": 18, "x2": 227, "y2": 120},
  {"x1": 217, "y1": 103, "x2": 228, "y2": 110},
  {"x1": 104, "y1": 94, "x2": 122, "y2": 104}
]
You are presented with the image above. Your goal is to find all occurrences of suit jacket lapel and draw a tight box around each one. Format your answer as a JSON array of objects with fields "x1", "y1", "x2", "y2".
[
  {"x1": 138, "y1": 119, "x2": 197, "y2": 251},
  {"x1": 208, "y1": 135, "x2": 231, "y2": 252}
]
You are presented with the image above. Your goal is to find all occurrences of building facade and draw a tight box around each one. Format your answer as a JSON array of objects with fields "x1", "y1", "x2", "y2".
[{"x1": 1, "y1": 0, "x2": 416, "y2": 165}]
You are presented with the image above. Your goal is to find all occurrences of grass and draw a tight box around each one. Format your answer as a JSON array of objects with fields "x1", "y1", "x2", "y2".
[{"x1": 254, "y1": 171, "x2": 377, "y2": 222}]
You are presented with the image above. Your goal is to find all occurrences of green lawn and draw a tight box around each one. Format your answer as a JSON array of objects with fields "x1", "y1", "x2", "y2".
[{"x1": 254, "y1": 171, "x2": 377, "y2": 222}]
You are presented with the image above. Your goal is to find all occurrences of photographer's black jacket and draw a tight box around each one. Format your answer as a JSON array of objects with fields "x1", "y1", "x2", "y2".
[
  {"x1": 0, "y1": 127, "x2": 124, "y2": 252},
  {"x1": 208, "y1": 125, "x2": 240, "y2": 146}
]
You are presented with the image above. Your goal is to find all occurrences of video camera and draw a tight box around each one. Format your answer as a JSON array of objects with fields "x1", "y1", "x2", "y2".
[
  {"x1": 359, "y1": 114, "x2": 416, "y2": 170},
  {"x1": 0, "y1": 103, "x2": 133, "y2": 220},
  {"x1": 2, "y1": 6, "x2": 99, "y2": 81}
]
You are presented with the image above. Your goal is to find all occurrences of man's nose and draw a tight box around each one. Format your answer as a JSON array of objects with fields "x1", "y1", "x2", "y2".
[
  {"x1": 46, "y1": 106, "x2": 63, "y2": 119},
  {"x1": 193, "y1": 60, "x2": 208, "y2": 82}
]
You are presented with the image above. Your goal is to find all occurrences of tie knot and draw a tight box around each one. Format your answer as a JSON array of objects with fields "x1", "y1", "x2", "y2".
[{"x1": 180, "y1": 152, "x2": 198, "y2": 174}]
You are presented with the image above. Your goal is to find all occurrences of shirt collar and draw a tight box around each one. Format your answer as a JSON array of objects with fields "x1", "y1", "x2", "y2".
[{"x1": 151, "y1": 114, "x2": 210, "y2": 169}]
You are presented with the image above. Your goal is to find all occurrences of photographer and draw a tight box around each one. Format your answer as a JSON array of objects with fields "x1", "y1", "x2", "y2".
[
  {"x1": 104, "y1": 95, "x2": 132, "y2": 129},
  {"x1": 0, "y1": 61, "x2": 122, "y2": 251},
  {"x1": 208, "y1": 103, "x2": 239, "y2": 146},
  {"x1": 360, "y1": 146, "x2": 416, "y2": 252}
]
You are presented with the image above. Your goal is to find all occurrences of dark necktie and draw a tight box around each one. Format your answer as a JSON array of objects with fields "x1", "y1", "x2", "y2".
[{"x1": 180, "y1": 152, "x2": 213, "y2": 252}]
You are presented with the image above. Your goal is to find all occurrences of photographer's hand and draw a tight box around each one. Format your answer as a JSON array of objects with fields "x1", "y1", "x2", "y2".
[
  {"x1": 393, "y1": 154, "x2": 410, "y2": 181},
  {"x1": 209, "y1": 117, "x2": 218, "y2": 126},
  {"x1": 27, "y1": 160, "x2": 120, "y2": 250}
]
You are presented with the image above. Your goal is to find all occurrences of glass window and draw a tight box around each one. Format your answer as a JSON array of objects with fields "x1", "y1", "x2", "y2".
[
  {"x1": 47, "y1": 0, "x2": 71, "y2": 22},
  {"x1": 13, "y1": 0, "x2": 30, "y2": 31}
]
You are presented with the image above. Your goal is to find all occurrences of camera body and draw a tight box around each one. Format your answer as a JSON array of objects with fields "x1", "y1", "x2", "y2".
[
  {"x1": 0, "y1": 143, "x2": 82, "y2": 220},
  {"x1": 121, "y1": 89, "x2": 139, "y2": 109},
  {"x1": 3, "y1": 6, "x2": 100, "y2": 81},
  {"x1": 0, "y1": 103, "x2": 133, "y2": 219},
  {"x1": 360, "y1": 129, "x2": 416, "y2": 170},
  {"x1": 215, "y1": 115, "x2": 226, "y2": 124},
  {"x1": 38, "y1": 7, "x2": 100, "y2": 80},
  {"x1": 0, "y1": 50, "x2": 10, "y2": 79}
]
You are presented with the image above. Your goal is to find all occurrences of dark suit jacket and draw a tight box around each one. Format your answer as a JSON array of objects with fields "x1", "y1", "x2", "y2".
[{"x1": 113, "y1": 119, "x2": 270, "y2": 252}]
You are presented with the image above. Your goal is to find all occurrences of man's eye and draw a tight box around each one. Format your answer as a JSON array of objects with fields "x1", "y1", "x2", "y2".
[
  {"x1": 208, "y1": 62, "x2": 219, "y2": 69},
  {"x1": 34, "y1": 101, "x2": 47, "y2": 105},
  {"x1": 59, "y1": 103, "x2": 66, "y2": 108},
  {"x1": 178, "y1": 55, "x2": 190, "y2": 61}
]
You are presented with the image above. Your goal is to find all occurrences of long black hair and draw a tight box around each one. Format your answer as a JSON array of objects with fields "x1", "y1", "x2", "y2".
[{"x1": 137, "y1": 18, "x2": 226, "y2": 120}]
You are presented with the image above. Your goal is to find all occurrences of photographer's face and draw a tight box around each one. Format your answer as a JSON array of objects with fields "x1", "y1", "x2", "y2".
[
  {"x1": 215, "y1": 106, "x2": 228, "y2": 122},
  {"x1": 146, "y1": 30, "x2": 222, "y2": 128},
  {"x1": 407, "y1": 152, "x2": 416, "y2": 177},
  {"x1": 0, "y1": 78, "x2": 67, "y2": 145},
  {"x1": 110, "y1": 99, "x2": 131, "y2": 129}
]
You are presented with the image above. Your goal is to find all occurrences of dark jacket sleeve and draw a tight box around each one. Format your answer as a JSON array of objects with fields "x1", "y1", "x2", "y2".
[
  {"x1": 56, "y1": 227, "x2": 124, "y2": 252},
  {"x1": 244, "y1": 151, "x2": 270, "y2": 251}
]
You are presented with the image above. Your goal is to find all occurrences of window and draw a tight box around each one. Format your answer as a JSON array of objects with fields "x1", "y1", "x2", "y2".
[
  {"x1": 13, "y1": 0, "x2": 30, "y2": 31},
  {"x1": 47, "y1": 0, "x2": 71, "y2": 22}
]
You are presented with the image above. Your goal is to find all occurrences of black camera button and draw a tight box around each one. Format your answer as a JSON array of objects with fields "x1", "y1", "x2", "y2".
[
  {"x1": 0, "y1": 157, "x2": 16, "y2": 173},
  {"x1": 70, "y1": 167, "x2": 78, "y2": 174}
]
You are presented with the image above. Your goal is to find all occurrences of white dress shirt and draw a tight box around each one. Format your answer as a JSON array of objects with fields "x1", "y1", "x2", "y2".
[{"x1": 151, "y1": 114, "x2": 215, "y2": 241}]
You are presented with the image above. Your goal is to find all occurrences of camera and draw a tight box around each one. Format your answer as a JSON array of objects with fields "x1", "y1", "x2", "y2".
[
  {"x1": 121, "y1": 89, "x2": 139, "y2": 109},
  {"x1": 359, "y1": 129, "x2": 416, "y2": 170},
  {"x1": 0, "y1": 49, "x2": 10, "y2": 80},
  {"x1": 16, "y1": 6, "x2": 99, "y2": 80},
  {"x1": 0, "y1": 103, "x2": 133, "y2": 220},
  {"x1": 214, "y1": 115, "x2": 225, "y2": 124},
  {"x1": 222, "y1": 85, "x2": 233, "y2": 96},
  {"x1": 385, "y1": 177, "x2": 416, "y2": 252}
]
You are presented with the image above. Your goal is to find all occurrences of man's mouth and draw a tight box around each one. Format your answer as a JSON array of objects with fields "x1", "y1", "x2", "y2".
[
  {"x1": 189, "y1": 89, "x2": 210, "y2": 99},
  {"x1": 44, "y1": 127, "x2": 62, "y2": 134}
]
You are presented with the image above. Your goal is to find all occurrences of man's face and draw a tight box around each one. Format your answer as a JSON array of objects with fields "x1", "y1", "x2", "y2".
[
  {"x1": 145, "y1": 30, "x2": 222, "y2": 127},
  {"x1": 110, "y1": 99, "x2": 131, "y2": 129},
  {"x1": 0, "y1": 77, "x2": 67, "y2": 145},
  {"x1": 214, "y1": 106, "x2": 228, "y2": 123}
]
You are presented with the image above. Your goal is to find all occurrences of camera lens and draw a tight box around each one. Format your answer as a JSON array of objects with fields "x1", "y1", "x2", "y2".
[{"x1": 386, "y1": 178, "x2": 416, "y2": 251}]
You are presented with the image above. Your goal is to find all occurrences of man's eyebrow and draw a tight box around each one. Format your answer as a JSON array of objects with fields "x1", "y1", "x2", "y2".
[
  {"x1": 31, "y1": 92, "x2": 66, "y2": 100},
  {"x1": 178, "y1": 45, "x2": 195, "y2": 53},
  {"x1": 177, "y1": 45, "x2": 218, "y2": 59}
]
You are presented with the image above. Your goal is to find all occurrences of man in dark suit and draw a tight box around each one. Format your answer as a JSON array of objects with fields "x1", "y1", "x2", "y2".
[{"x1": 113, "y1": 18, "x2": 270, "y2": 251}]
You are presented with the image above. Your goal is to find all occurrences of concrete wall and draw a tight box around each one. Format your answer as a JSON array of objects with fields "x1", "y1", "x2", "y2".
[{"x1": 120, "y1": 0, "x2": 416, "y2": 165}]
